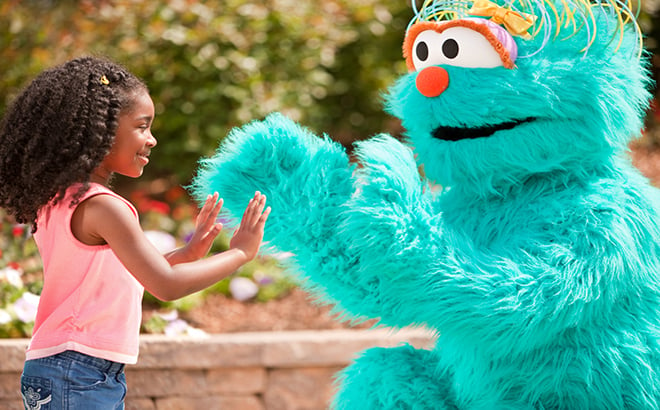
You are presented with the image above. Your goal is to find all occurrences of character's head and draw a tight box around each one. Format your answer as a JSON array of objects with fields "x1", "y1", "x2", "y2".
[{"x1": 386, "y1": 0, "x2": 650, "y2": 195}]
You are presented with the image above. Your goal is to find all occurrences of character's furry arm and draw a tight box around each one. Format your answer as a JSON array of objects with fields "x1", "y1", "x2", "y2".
[
  {"x1": 190, "y1": 113, "x2": 439, "y2": 321},
  {"x1": 190, "y1": 113, "x2": 355, "y2": 254}
]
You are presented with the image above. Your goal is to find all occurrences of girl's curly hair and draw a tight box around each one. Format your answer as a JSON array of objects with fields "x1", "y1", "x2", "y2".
[{"x1": 0, "y1": 56, "x2": 147, "y2": 231}]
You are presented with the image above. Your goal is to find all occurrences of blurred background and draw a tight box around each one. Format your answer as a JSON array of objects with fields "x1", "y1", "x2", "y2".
[
  {"x1": 2, "y1": 0, "x2": 660, "y2": 186},
  {"x1": 1, "y1": 0, "x2": 416, "y2": 188},
  {"x1": 1, "y1": 0, "x2": 659, "y2": 338}
]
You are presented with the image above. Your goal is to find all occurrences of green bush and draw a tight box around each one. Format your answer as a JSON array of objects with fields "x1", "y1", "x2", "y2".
[{"x1": 1, "y1": 0, "x2": 411, "y2": 182}]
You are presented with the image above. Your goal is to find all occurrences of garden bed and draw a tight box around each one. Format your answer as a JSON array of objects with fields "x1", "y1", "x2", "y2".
[{"x1": 142, "y1": 288, "x2": 376, "y2": 335}]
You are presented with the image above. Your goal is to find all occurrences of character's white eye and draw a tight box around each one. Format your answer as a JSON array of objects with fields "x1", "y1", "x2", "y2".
[{"x1": 412, "y1": 27, "x2": 505, "y2": 71}]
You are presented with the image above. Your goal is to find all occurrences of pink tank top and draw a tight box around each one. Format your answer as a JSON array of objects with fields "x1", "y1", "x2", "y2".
[{"x1": 28, "y1": 183, "x2": 144, "y2": 364}]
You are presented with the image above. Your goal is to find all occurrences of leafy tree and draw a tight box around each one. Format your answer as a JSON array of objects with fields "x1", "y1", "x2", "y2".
[{"x1": 1, "y1": 0, "x2": 411, "y2": 182}]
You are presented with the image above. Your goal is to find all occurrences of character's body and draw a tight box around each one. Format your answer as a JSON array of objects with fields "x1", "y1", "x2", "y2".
[{"x1": 192, "y1": 0, "x2": 660, "y2": 408}]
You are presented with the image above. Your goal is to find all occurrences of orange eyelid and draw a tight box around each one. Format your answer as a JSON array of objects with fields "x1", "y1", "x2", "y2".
[
  {"x1": 403, "y1": 22, "x2": 441, "y2": 70},
  {"x1": 403, "y1": 20, "x2": 516, "y2": 71}
]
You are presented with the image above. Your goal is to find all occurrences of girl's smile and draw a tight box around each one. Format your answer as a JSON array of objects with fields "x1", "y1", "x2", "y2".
[{"x1": 137, "y1": 149, "x2": 151, "y2": 165}]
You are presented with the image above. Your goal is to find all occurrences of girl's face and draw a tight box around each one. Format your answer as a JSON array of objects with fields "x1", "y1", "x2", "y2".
[{"x1": 93, "y1": 89, "x2": 157, "y2": 183}]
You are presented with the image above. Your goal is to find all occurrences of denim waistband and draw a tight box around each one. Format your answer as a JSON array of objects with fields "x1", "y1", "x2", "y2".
[{"x1": 57, "y1": 350, "x2": 125, "y2": 375}]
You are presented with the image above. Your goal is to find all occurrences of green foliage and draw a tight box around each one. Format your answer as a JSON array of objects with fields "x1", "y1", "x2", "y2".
[
  {"x1": 640, "y1": 1, "x2": 660, "y2": 148},
  {"x1": 0, "y1": 319, "x2": 34, "y2": 339},
  {"x1": 142, "y1": 314, "x2": 170, "y2": 335},
  {"x1": 1, "y1": 0, "x2": 411, "y2": 182},
  {"x1": 0, "y1": 210, "x2": 40, "y2": 273}
]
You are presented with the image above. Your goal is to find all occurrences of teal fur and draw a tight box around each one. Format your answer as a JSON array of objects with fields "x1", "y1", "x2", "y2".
[{"x1": 191, "y1": 0, "x2": 660, "y2": 408}]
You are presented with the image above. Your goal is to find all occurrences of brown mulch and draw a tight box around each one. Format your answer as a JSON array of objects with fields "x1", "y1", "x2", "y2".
[
  {"x1": 141, "y1": 288, "x2": 376, "y2": 334},
  {"x1": 144, "y1": 145, "x2": 660, "y2": 335},
  {"x1": 181, "y1": 288, "x2": 375, "y2": 333}
]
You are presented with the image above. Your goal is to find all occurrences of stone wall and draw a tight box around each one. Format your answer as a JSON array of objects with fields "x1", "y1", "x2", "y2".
[{"x1": 0, "y1": 328, "x2": 434, "y2": 409}]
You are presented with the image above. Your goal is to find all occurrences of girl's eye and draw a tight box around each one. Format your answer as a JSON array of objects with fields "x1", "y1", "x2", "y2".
[{"x1": 411, "y1": 27, "x2": 505, "y2": 71}]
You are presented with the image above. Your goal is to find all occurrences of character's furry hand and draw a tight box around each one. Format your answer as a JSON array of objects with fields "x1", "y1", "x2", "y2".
[
  {"x1": 190, "y1": 113, "x2": 354, "y2": 248},
  {"x1": 351, "y1": 135, "x2": 423, "y2": 200}
]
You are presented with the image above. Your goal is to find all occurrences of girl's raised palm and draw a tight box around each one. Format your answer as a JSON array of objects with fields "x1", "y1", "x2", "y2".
[
  {"x1": 182, "y1": 193, "x2": 224, "y2": 261},
  {"x1": 230, "y1": 191, "x2": 271, "y2": 260}
]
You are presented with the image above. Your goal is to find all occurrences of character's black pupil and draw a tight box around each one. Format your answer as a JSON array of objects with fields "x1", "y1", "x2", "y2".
[
  {"x1": 416, "y1": 42, "x2": 429, "y2": 61},
  {"x1": 442, "y1": 39, "x2": 459, "y2": 59}
]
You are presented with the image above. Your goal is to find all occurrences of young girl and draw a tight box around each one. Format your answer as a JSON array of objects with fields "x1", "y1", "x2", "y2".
[{"x1": 0, "y1": 56, "x2": 270, "y2": 409}]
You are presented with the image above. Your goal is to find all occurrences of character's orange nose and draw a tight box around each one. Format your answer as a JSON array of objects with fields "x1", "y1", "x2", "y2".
[{"x1": 416, "y1": 66, "x2": 449, "y2": 97}]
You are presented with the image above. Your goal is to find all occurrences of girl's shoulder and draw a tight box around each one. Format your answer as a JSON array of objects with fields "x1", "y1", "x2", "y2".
[
  {"x1": 63, "y1": 182, "x2": 130, "y2": 207},
  {"x1": 69, "y1": 184, "x2": 139, "y2": 246},
  {"x1": 66, "y1": 182, "x2": 113, "y2": 200},
  {"x1": 73, "y1": 183, "x2": 137, "y2": 217},
  {"x1": 41, "y1": 182, "x2": 138, "y2": 224}
]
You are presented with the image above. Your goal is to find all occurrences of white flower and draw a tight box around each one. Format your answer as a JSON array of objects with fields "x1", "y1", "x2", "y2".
[
  {"x1": 164, "y1": 319, "x2": 189, "y2": 336},
  {"x1": 0, "y1": 309, "x2": 12, "y2": 325},
  {"x1": 156, "y1": 310, "x2": 206, "y2": 337},
  {"x1": 12, "y1": 292, "x2": 39, "y2": 323},
  {"x1": 156, "y1": 310, "x2": 179, "y2": 321},
  {"x1": 144, "y1": 230, "x2": 178, "y2": 253},
  {"x1": 229, "y1": 277, "x2": 259, "y2": 301},
  {"x1": 0, "y1": 266, "x2": 23, "y2": 288},
  {"x1": 184, "y1": 326, "x2": 207, "y2": 337}
]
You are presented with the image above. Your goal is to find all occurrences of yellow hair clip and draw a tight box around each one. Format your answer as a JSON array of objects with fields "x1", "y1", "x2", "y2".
[
  {"x1": 469, "y1": 0, "x2": 536, "y2": 38},
  {"x1": 99, "y1": 75, "x2": 110, "y2": 85}
]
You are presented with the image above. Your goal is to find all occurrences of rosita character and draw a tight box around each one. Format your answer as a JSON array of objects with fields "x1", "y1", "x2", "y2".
[{"x1": 191, "y1": 0, "x2": 660, "y2": 408}]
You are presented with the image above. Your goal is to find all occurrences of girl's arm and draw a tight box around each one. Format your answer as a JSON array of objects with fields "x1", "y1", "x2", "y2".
[{"x1": 72, "y1": 191, "x2": 270, "y2": 301}]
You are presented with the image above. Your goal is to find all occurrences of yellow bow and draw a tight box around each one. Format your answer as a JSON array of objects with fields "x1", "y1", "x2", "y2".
[{"x1": 468, "y1": 0, "x2": 536, "y2": 38}]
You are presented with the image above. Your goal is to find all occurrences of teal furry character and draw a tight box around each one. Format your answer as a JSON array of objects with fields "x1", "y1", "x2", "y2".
[{"x1": 191, "y1": 0, "x2": 660, "y2": 408}]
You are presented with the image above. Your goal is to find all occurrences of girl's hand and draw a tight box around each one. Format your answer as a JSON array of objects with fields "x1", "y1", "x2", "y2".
[
  {"x1": 187, "y1": 192, "x2": 224, "y2": 260},
  {"x1": 230, "y1": 191, "x2": 271, "y2": 260},
  {"x1": 167, "y1": 193, "x2": 223, "y2": 264}
]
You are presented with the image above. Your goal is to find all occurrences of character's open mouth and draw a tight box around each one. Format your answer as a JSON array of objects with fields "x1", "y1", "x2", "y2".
[{"x1": 432, "y1": 117, "x2": 536, "y2": 141}]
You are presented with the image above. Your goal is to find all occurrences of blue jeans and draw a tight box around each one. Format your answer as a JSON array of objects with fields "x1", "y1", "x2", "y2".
[{"x1": 21, "y1": 350, "x2": 126, "y2": 410}]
